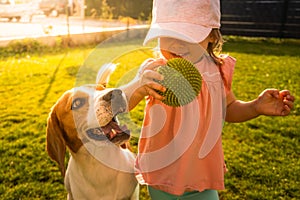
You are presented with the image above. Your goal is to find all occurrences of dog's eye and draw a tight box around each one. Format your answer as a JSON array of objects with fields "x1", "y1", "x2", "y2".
[{"x1": 71, "y1": 98, "x2": 86, "y2": 110}]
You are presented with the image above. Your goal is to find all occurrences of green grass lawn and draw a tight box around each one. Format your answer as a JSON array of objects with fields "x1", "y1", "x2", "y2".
[{"x1": 0, "y1": 37, "x2": 299, "y2": 200}]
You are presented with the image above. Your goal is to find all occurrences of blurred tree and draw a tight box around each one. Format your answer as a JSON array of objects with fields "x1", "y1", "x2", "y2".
[
  {"x1": 100, "y1": 0, "x2": 113, "y2": 19},
  {"x1": 85, "y1": 0, "x2": 152, "y2": 20},
  {"x1": 118, "y1": 0, "x2": 152, "y2": 19},
  {"x1": 86, "y1": 0, "x2": 101, "y2": 16}
]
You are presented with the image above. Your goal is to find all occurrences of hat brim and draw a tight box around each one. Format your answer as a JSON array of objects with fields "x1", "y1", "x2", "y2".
[{"x1": 143, "y1": 22, "x2": 212, "y2": 45}]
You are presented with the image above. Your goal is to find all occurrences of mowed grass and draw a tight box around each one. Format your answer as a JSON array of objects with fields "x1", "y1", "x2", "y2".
[{"x1": 0, "y1": 37, "x2": 299, "y2": 200}]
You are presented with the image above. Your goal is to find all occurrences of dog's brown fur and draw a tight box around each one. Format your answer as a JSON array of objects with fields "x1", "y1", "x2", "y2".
[{"x1": 46, "y1": 85, "x2": 138, "y2": 200}]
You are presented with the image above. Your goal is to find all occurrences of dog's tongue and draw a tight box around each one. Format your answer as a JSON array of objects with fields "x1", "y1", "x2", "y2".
[{"x1": 101, "y1": 121, "x2": 129, "y2": 139}]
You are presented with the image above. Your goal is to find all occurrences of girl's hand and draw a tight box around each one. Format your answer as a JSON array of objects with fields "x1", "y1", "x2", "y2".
[
  {"x1": 121, "y1": 58, "x2": 167, "y2": 111},
  {"x1": 135, "y1": 58, "x2": 167, "y2": 100},
  {"x1": 254, "y1": 89, "x2": 295, "y2": 116}
]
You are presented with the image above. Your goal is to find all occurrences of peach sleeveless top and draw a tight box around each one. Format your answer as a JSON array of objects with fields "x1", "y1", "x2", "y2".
[{"x1": 135, "y1": 55, "x2": 236, "y2": 195}]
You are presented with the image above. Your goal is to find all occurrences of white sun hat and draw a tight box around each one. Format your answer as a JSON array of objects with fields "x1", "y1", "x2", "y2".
[{"x1": 144, "y1": 0, "x2": 221, "y2": 45}]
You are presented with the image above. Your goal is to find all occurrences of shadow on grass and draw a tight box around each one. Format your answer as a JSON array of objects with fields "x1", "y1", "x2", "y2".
[{"x1": 38, "y1": 53, "x2": 68, "y2": 106}]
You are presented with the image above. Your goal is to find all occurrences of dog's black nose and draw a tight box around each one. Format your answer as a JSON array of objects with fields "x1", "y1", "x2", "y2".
[
  {"x1": 111, "y1": 89, "x2": 126, "y2": 115},
  {"x1": 102, "y1": 90, "x2": 112, "y2": 101},
  {"x1": 111, "y1": 89, "x2": 123, "y2": 99},
  {"x1": 103, "y1": 89, "x2": 123, "y2": 101}
]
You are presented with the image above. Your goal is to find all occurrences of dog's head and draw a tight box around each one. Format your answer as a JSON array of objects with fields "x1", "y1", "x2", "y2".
[{"x1": 46, "y1": 85, "x2": 130, "y2": 176}]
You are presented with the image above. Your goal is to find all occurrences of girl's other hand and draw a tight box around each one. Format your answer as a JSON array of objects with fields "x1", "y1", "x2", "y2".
[{"x1": 255, "y1": 89, "x2": 295, "y2": 116}]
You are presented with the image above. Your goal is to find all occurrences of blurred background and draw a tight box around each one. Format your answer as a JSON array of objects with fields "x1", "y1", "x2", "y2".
[{"x1": 0, "y1": 0, "x2": 299, "y2": 45}]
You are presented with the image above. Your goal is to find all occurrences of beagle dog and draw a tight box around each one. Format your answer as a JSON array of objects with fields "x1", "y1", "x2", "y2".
[{"x1": 46, "y1": 85, "x2": 138, "y2": 200}]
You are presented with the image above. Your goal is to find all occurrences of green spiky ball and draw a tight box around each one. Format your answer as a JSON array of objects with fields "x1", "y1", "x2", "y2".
[{"x1": 156, "y1": 58, "x2": 202, "y2": 107}]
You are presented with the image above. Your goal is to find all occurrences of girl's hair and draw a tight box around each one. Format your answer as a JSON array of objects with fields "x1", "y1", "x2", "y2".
[
  {"x1": 207, "y1": 28, "x2": 227, "y2": 86},
  {"x1": 207, "y1": 28, "x2": 224, "y2": 66}
]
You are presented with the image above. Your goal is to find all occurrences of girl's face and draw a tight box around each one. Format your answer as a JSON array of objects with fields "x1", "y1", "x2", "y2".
[{"x1": 159, "y1": 36, "x2": 211, "y2": 63}]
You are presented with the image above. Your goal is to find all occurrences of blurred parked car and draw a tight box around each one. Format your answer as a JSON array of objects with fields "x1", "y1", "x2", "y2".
[
  {"x1": 0, "y1": 0, "x2": 38, "y2": 22},
  {"x1": 39, "y1": 0, "x2": 74, "y2": 17}
]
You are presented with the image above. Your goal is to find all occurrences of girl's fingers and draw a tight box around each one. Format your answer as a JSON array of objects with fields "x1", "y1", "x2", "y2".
[
  {"x1": 279, "y1": 90, "x2": 290, "y2": 97},
  {"x1": 283, "y1": 98, "x2": 294, "y2": 109},
  {"x1": 145, "y1": 85, "x2": 165, "y2": 100},
  {"x1": 143, "y1": 69, "x2": 164, "y2": 81},
  {"x1": 280, "y1": 90, "x2": 295, "y2": 101},
  {"x1": 137, "y1": 58, "x2": 168, "y2": 100},
  {"x1": 147, "y1": 82, "x2": 166, "y2": 92},
  {"x1": 285, "y1": 94, "x2": 295, "y2": 102},
  {"x1": 281, "y1": 104, "x2": 291, "y2": 116},
  {"x1": 139, "y1": 58, "x2": 167, "y2": 74},
  {"x1": 264, "y1": 88, "x2": 279, "y2": 97}
]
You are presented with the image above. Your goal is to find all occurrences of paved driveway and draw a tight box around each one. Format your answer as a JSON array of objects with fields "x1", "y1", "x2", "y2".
[{"x1": 0, "y1": 15, "x2": 146, "y2": 41}]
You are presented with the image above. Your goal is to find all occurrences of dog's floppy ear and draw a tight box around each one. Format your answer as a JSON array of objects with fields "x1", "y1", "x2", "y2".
[
  {"x1": 46, "y1": 107, "x2": 66, "y2": 177},
  {"x1": 96, "y1": 84, "x2": 106, "y2": 91},
  {"x1": 96, "y1": 63, "x2": 117, "y2": 87}
]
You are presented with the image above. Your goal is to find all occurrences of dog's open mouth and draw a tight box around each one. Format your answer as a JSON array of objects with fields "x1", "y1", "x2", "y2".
[{"x1": 86, "y1": 117, "x2": 130, "y2": 145}]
